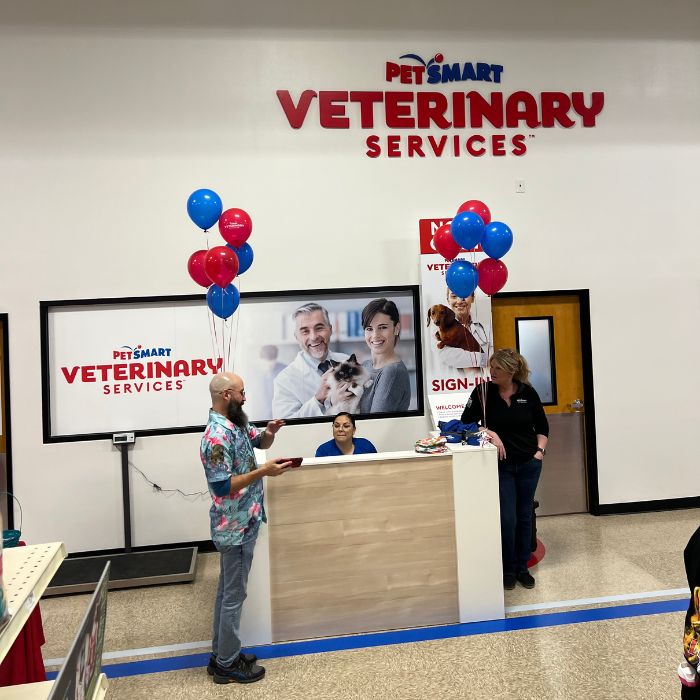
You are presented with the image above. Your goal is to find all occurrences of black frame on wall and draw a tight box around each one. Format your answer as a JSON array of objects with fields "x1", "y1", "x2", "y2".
[
  {"x1": 0, "y1": 314, "x2": 14, "y2": 529},
  {"x1": 40, "y1": 285, "x2": 425, "y2": 444}
]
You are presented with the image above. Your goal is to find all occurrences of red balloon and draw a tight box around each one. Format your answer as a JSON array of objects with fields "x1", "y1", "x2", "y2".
[
  {"x1": 433, "y1": 223, "x2": 461, "y2": 260},
  {"x1": 205, "y1": 246, "x2": 239, "y2": 288},
  {"x1": 187, "y1": 250, "x2": 211, "y2": 288},
  {"x1": 457, "y1": 199, "x2": 491, "y2": 226},
  {"x1": 477, "y1": 258, "x2": 508, "y2": 295},
  {"x1": 218, "y1": 208, "x2": 252, "y2": 248}
]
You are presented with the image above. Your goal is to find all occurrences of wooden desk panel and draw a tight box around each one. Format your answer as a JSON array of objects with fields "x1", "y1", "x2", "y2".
[{"x1": 267, "y1": 456, "x2": 459, "y2": 641}]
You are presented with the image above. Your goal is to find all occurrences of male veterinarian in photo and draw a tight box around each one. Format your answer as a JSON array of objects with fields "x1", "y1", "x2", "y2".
[{"x1": 272, "y1": 302, "x2": 352, "y2": 418}]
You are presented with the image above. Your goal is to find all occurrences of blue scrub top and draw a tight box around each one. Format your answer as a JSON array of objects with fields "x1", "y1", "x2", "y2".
[{"x1": 315, "y1": 437, "x2": 377, "y2": 458}]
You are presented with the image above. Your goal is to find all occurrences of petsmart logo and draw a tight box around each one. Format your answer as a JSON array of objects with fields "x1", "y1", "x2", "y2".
[
  {"x1": 276, "y1": 53, "x2": 604, "y2": 159},
  {"x1": 114, "y1": 344, "x2": 173, "y2": 360},
  {"x1": 385, "y1": 52, "x2": 504, "y2": 85}
]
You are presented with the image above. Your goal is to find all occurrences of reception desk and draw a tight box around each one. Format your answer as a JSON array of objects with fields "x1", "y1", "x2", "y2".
[{"x1": 238, "y1": 445, "x2": 503, "y2": 646}]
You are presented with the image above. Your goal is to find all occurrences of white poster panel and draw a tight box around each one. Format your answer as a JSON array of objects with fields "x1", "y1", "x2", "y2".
[
  {"x1": 47, "y1": 300, "x2": 220, "y2": 437},
  {"x1": 44, "y1": 287, "x2": 422, "y2": 440},
  {"x1": 419, "y1": 218, "x2": 492, "y2": 426}
]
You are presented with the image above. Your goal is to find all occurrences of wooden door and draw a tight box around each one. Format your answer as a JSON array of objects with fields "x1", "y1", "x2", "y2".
[{"x1": 492, "y1": 295, "x2": 588, "y2": 515}]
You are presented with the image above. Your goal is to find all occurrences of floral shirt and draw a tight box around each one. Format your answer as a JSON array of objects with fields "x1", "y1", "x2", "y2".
[{"x1": 200, "y1": 409, "x2": 266, "y2": 546}]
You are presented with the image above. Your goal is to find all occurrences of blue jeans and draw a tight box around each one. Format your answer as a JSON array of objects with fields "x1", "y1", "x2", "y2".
[
  {"x1": 212, "y1": 520, "x2": 259, "y2": 667},
  {"x1": 498, "y1": 458, "x2": 542, "y2": 576}
]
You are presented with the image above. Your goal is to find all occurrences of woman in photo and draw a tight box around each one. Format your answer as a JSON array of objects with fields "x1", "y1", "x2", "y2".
[{"x1": 358, "y1": 298, "x2": 411, "y2": 414}]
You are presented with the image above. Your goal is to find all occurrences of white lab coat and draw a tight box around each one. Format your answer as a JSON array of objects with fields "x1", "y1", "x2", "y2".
[
  {"x1": 272, "y1": 350, "x2": 348, "y2": 419},
  {"x1": 435, "y1": 320, "x2": 490, "y2": 369}
]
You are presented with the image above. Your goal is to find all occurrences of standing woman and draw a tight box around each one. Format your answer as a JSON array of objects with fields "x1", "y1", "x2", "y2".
[
  {"x1": 461, "y1": 349, "x2": 549, "y2": 590},
  {"x1": 359, "y1": 298, "x2": 411, "y2": 414}
]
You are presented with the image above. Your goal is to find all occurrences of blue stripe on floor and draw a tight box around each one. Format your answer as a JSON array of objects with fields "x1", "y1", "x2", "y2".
[{"x1": 45, "y1": 596, "x2": 689, "y2": 681}]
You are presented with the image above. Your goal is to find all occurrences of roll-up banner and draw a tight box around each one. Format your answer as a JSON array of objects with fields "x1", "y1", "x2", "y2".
[{"x1": 420, "y1": 218, "x2": 492, "y2": 425}]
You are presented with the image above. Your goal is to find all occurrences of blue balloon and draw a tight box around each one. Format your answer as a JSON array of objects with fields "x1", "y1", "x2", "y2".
[
  {"x1": 450, "y1": 211, "x2": 484, "y2": 251},
  {"x1": 481, "y1": 221, "x2": 513, "y2": 259},
  {"x1": 187, "y1": 188, "x2": 223, "y2": 231},
  {"x1": 207, "y1": 283, "x2": 240, "y2": 320},
  {"x1": 445, "y1": 260, "x2": 478, "y2": 299},
  {"x1": 226, "y1": 242, "x2": 254, "y2": 275}
]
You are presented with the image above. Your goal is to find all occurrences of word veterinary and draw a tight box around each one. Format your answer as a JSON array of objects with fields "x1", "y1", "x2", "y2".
[
  {"x1": 61, "y1": 357, "x2": 223, "y2": 395},
  {"x1": 277, "y1": 90, "x2": 604, "y2": 158}
]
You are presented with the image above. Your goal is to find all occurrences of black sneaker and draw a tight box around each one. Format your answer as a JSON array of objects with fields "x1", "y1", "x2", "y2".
[
  {"x1": 213, "y1": 656, "x2": 265, "y2": 684},
  {"x1": 517, "y1": 571, "x2": 535, "y2": 589},
  {"x1": 207, "y1": 652, "x2": 257, "y2": 676},
  {"x1": 503, "y1": 574, "x2": 516, "y2": 590}
]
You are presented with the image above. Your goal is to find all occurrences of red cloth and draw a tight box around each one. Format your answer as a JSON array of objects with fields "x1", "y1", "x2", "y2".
[{"x1": 0, "y1": 542, "x2": 47, "y2": 686}]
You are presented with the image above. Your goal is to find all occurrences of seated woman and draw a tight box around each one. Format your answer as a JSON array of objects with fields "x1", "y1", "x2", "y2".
[{"x1": 315, "y1": 412, "x2": 377, "y2": 457}]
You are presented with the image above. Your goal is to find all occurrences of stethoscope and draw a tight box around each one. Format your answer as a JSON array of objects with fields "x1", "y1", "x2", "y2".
[
  {"x1": 454, "y1": 316, "x2": 489, "y2": 351},
  {"x1": 469, "y1": 321, "x2": 489, "y2": 350}
]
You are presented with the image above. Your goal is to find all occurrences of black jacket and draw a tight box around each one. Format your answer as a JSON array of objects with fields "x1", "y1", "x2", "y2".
[
  {"x1": 461, "y1": 381, "x2": 549, "y2": 465},
  {"x1": 682, "y1": 526, "x2": 700, "y2": 697}
]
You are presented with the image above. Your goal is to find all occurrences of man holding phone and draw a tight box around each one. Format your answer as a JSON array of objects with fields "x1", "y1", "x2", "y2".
[{"x1": 201, "y1": 372, "x2": 291, "y2": 685}]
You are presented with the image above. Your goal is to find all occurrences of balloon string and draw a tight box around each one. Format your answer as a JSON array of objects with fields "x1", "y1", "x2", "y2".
[
  {"x1": 211, "y1": 305, "x2": 221, "y2": 372},
  {"x1": 220, "y1": 316, "x2": 225, "y2": 372},
  {"x1": 232, "y1": 277, "x2": 241, "y2": 372},
  {"x1": 207, "y1": 304, "x2": 217, "y2": 371},
  {"x1": 470, "y1": 247, "x2": 480, "y2": 367},
  {"x1": 479, "y1": 294, "x2": 495, "y2": 430}
]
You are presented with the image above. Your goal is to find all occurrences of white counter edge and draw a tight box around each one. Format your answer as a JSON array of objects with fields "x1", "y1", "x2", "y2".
[{"x1": 301, "y1": 444, "x2": 495, "y2": 468}]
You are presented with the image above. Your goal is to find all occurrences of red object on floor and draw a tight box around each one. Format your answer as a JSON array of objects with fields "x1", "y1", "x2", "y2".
[
  {"x1": 0, "y1": 542, "x2": 47, "y2": 686},
  {"x1": 527, "y1": 538, "x2": 546, "y2": 568}
]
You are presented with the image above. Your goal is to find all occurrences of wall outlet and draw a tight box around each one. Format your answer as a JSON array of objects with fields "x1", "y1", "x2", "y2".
[{"x1": 516, "y1": 179, "x2": 526, "y2": 193}]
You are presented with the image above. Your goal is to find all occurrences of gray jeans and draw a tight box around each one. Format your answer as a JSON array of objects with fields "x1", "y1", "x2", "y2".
[{"x1": 212, "y1": 520, "x2": 260, "y2": 667}]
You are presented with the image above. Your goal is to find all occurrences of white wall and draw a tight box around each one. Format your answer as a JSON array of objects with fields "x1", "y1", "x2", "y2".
[{"x1": 1, "y1": 1, "x2": 699, "y2": 551}]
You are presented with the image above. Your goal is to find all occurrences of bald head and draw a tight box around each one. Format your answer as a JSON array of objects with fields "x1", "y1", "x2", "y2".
[
  {"x1": 209, "y1": 372, "x2": 248, "y2": 425},
  {"x1": 209, "y1": 372, "x2": 243, "y2": 400}
]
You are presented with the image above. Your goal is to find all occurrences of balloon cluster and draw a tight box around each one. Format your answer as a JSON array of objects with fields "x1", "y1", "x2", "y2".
[
  {"x1": 185, "y1": 188, "x2": 255, "y2": 319},
  {"x1": 434, "y1": 199, "x2": 513, "y2": 298}
]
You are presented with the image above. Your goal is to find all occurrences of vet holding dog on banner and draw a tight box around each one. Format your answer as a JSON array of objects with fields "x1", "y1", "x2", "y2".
[{"x1": 435, "y1": 289, "x2": 490, "y2": 369}]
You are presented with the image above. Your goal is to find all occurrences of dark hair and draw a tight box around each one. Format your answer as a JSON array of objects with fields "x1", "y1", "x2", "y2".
[
  {"x1": 361, "y1": 298, "x2": 401, "y2": 344},
  {"x1": 332, "y1": 412, "x2": 355, "y2": 427}
]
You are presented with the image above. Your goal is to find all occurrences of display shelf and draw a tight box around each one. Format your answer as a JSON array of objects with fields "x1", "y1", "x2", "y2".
[
  {"x1": 0, "y1": 542, "x2": 66, "y2": 662},
  {"x1": 0, "y1": 672, "x2": 108, "y2": 699}
]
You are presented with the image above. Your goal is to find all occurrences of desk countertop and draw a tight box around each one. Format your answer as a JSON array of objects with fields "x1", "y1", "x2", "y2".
[{"x1": 301, "y1": 444, "x2": 494, "y2": 468}]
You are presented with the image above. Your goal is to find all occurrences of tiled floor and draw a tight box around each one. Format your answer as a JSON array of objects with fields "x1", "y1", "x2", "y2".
[{"x1": 39, "y1": 509, "x2": 699, "y2": 698}]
